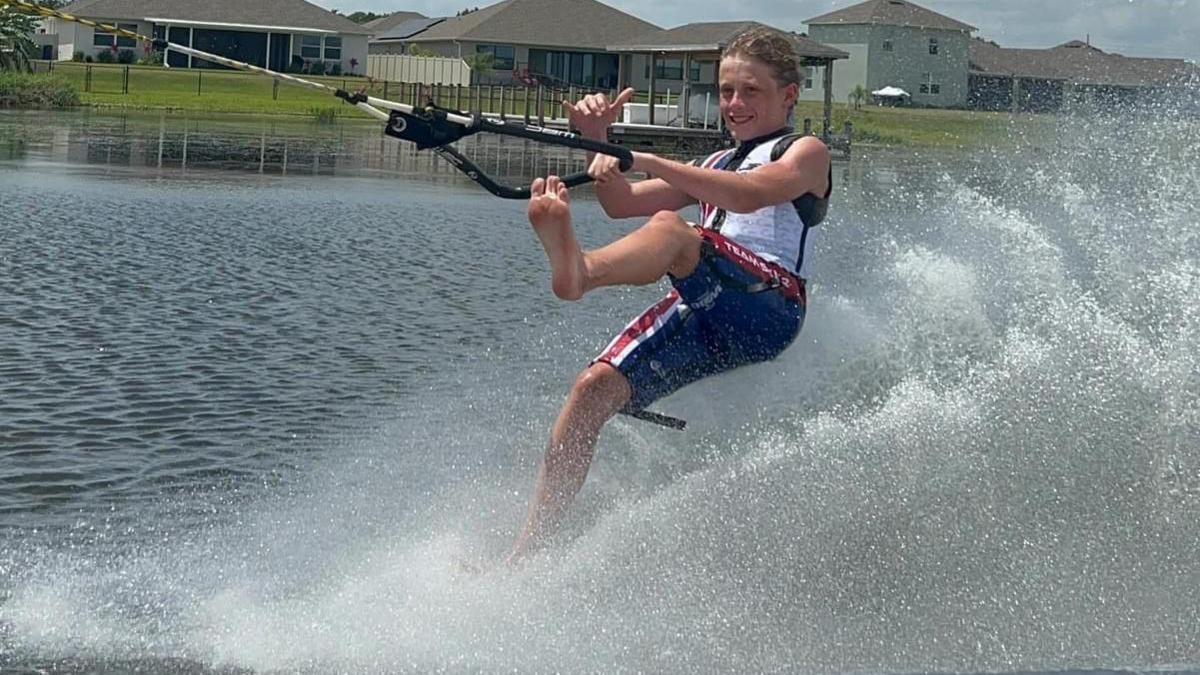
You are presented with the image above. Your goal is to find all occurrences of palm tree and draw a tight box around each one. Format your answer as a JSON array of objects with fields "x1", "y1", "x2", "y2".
[
  {"x1": 848, "y1": 84, "x2": 868, "y2": 111},
  {"x1": 0, "y1": 6, "x2": 38, "y2": 72}
]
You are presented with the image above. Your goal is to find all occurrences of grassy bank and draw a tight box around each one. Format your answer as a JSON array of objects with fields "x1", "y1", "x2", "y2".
[
  {"x1": 0, "y1": 72, "x2": 81, "y2": 108},
  {"x1": 793, "y1": 101, "x2": 1025, "y2": 148},
  {"x1": 45, "y1": 62, "x2": 358, "y2": 119},
  {"x1": 34, "y1": 62, "x2": 1028, "y2": 147}
]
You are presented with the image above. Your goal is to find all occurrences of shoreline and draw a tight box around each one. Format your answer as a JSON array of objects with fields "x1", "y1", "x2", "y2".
[{"x1": 6, "y1": 68, "x2": 1042, "y2": 149}]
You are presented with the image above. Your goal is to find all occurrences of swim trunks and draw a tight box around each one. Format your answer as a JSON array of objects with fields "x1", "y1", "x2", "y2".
[{"x1": 594, "y1": 228, "x2": 805, "y2": 412}]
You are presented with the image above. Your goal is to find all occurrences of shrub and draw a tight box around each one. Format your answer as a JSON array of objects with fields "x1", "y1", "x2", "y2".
[
  {"x1": 0, "y1": 72, "x2": 81, "y2": 108},
  {"x1": 329, "y1": 62, "x2": 341, "y2": 76},
  {"x1": 116, "y1": 49, "x2": 136, "y2": 64},
  {"x1": 72, "y1": 51, "x2": 84, "y2": 62},
  {"x1": 306, "y1": 59, "x2": 326, "y2": 75},
  {"x1": 308, "y1": 106, "x2": 338, "y2": 123},
  {"x1": 84, "y1": 54, "x2": 94, "y2": 63},
  {"x1": 95, "y1": 49, "x2": 115, "y2": 63}
]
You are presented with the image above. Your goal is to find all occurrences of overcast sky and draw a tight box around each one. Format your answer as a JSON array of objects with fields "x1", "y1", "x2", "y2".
[{"x1": 314, "y1": 0, "x2": 1200, "y2": 63}]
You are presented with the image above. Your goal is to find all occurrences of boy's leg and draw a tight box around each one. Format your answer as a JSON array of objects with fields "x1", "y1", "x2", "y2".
[
  {"x1": 508, "y1": 362, "x2": 631, "y2": 563},
  {"x1": 528, "y1": 176, "x2": 702, "y2": 301}
]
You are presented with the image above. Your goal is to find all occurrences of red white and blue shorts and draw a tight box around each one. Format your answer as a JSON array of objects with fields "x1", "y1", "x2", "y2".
[{"x1": 594, "y1": 227, "x2": 806, "y2": 412}]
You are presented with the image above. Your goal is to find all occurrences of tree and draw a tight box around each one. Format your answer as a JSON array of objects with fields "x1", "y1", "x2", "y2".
[
  {"x1": 462, "y1": 51, "x2": 494, "y2": 76},
  {"x1": 346, "y1": 11, "x2": 388, "y2": 24},
  {"x1": 848, "y1": 84, "x2": 868, "y2": 110},
  {"x1": 0, "y1": 6, "x2": 38, "y2": 72}
]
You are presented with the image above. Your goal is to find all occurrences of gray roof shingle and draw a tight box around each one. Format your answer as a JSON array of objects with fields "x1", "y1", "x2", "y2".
[
  {"x1": 806, "y1": 0, "x2": 974, "y2": 32},
  {"x1": 362, "y1": 11, "x2": 427, "y2": 33},
  {"x1": 374, "y1": 18, "x2": 447, "y2": 42},
  {"x1": 404, "y1": 0, "x2": 660, "y2": 50},
  {"x1": 609, "y1": 21, "x2": 849, "y2": 61},
  {"x1": 59, "y1": 0, "x2": 370, "y2": 34}
]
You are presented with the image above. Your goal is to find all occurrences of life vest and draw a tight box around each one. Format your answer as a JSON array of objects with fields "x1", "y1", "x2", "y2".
[{"x1": 697, "y1": 128, "x2": 832, "y2": 277}]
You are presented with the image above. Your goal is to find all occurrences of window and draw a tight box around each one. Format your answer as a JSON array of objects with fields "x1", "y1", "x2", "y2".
[
  {"x1": 530, "y1": 49, "x2": 610, "y2": 86},
  {"x1": 882, "y1": 39, "x2": 893, "y2": 52},
  {"x1": 805, "y1": 66, "x2": 815, "y2": 89},
  {"x1": 476, "y1": 44, "x2": 515, "y2": 70},
  {"x1": 93, "y1": 22, "x2": 138, "y2": 48},
  {"x1": 931, "y1": 84, "x2": 940, "y2": 94},
  {"x1": 920, "y1": 84, "x2": 929, "y2": 93},
  {"x1": 929, "y1": 38, "x2": 939, "y2": 55},
  {"x1": 167, "y1": 26, "x2": 190, "y2": 67},
  {"x1": 299, "y1": 34, "x2": 345, "y2": 61},
  {"x1": 573, "y1": 53, "x2": 588, "y2": 84},
  {"x1": 644, "y1": 58, "x2": 684, "y2": 80},
  {"x1": 301, "y1": 35, "x2": 322, "y2": 59},
  {"x1": 116, "y1": 24, "x2": 137, "y2": 48},
  {"x1": 690, "y1": 60, "x2": 701, "y2": 82},
  {"x1": 324, "y1": 36, "x2": 342, "y2": 61}
]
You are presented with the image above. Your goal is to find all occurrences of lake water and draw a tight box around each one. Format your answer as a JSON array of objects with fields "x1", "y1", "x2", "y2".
[{"x1": 1, "y1": 109, "x2": 1198, "y2": 674}]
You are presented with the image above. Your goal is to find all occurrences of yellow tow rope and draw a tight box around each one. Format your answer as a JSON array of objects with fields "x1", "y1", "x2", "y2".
[{"x1": 2, "y1": 0, "x2": 147, "y2": 45}]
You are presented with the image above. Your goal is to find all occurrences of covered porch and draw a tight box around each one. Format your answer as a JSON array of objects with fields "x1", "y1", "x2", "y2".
[{"x1": 606, "y1": 22, "x2": 848, "y2": 140}]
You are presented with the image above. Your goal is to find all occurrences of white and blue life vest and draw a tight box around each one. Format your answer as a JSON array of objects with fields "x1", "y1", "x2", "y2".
[{"x1": 697, "y1": 129, "x2": 831, "y2": 278}]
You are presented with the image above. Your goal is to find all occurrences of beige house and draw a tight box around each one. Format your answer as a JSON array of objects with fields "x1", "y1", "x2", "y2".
[
  {"x1": 804, "y1": 0, "x2": 976, "y2": 108},
  {"x1": 46, "y1": 0, "x2": 369, "y2": 75},
  {"x1": 368, "y1": 0, "x2": 660, "y2": 87}
]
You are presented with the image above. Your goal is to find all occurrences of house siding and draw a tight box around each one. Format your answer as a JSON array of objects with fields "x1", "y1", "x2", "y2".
[
  {"x1": 799, "y1": 42, "x2": 868, "y2": 104},
  {"x1": 403, "y1": 40, "x2": 632, "y2": 89},
  {"x1": 809, "y1": 23, "x2": 970, "y2": 107},
  {"x1": 46, "y1": 15, "x2": 367, "y2": 73},
  {"x1": 57, "y1": 20, "x2": 152, "y2": 61}
]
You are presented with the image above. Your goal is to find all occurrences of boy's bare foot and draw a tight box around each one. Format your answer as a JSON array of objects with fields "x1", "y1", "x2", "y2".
[{"x1": 527, "y1": 176, "x2": 587, "y2": 301}]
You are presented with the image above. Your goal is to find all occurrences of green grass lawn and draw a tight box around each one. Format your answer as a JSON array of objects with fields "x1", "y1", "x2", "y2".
[
  {"x1": 57, "y1": 63, "x2": 580, "y2": 122},
  {"x1": 37, "y1": 62, "x2": 1037, "y2": 147},
  {"x1": 50, "y1": 62, "x2": 371, "y2": 117},
  {"x1": 793, "y1": 101, "x2": 1029, "y2": 148}
]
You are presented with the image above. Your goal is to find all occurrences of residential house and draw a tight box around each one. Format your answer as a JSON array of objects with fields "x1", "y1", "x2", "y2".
[
  {"x1": 609, "y1": 21, "x2": 846, "y2": 93},
  {"x1": 47, "y1": 0, "x2": 369, "y2": 75},
  {"x1": 369, "y1": 18, "x2": 447, "y2": 55},
  {"x1": 607, "y1": 22, "x2": 847, "y2": 126},
  {"x1": 370, "y1": 0, "x2": 660, "y2": 87},
  {"x1": 804, "y1": 0, "x2": 975, "y2": 107},
  {"x1": 970, "y1": 38, "x2": 1200, "y2": 113}
]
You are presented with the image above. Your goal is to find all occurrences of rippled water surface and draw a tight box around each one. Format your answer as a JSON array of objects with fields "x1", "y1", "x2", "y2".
[{"x1": 1, "y1": 109, "x2": 1198, "y2": 674}]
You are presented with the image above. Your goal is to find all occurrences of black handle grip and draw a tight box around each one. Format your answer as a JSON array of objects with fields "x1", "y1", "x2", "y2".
[
  {"x1": 477, "y1": 118, "x2": 634, "y2": 172},
  {"x1": 434, "y1": 146, "x2": 601, "y2": 200},
  {"x1": 568, "y1": 136, "x2": 635, "y2": 173}
]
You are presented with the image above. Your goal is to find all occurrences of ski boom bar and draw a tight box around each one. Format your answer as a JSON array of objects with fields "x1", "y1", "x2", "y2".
[
  {"x1": 3, "y1": 0, "x2": 635, "y2": 198},
  {"x1": 379, "y1": 103, "x2": 633, "y2": 199}
]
